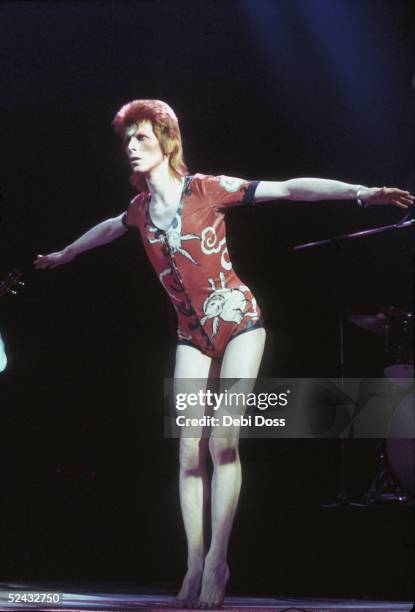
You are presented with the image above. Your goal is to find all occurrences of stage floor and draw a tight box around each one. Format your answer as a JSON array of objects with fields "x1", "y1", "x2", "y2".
[{"x1": 0, "y1": 583, "x2": 413, "y2": 612}]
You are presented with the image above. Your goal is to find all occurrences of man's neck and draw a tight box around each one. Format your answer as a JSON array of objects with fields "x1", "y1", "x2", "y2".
[{"x1": 144, "y1": 158, "x2": 184, "y2": 204}]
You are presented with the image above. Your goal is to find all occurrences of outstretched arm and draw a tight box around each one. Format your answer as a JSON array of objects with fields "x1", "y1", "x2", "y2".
[
  {"x1": 34, "y1": 213, "x2": 127, "y2": 269},
  {"x1": 254, "y1": 179, "x2": 414, "y2": 209}
]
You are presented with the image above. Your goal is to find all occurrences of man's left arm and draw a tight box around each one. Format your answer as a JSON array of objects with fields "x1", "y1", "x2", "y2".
[{"x1": 254, "y1": 178, "x2": 414, "y2": 209}]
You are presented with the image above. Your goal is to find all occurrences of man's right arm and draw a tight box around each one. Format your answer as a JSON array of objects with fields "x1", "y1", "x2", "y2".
[{"x1": 34, "y1": 213, "x2": 128, "y2": 269}]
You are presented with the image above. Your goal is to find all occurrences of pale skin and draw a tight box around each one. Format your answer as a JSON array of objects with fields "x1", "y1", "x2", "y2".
[{"x1": 34, "y1": 119, "x2": 414, "y2": 608}]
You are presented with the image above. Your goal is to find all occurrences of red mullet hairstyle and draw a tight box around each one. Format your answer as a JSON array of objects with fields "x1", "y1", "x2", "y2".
[{"x1": 112, "y1": 99, "x2": 189, "y2": 192}]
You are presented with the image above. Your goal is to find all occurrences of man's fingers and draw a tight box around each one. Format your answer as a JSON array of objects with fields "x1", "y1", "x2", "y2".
[
  {"x1": 392, "y1": 200, "x2": 408, "y2": 209},
  {"x1": 388, "y1": 189, "x2": 414, "y2": 202},
  {"x1": 34, "y1": 257, "x2": 53, "y2": 269},
  {"x1": 368, "y1": 187, "x2": 414, "y2": 207},
  {"x1": 393, "y1": 191, "x2": 414, "y2": 202},
  {"x1": 34, "y1": 255, "x2": 48, "y2": 266},
  {"x1": 381, "y1": 188, "x2": 413, "y2": 198}
]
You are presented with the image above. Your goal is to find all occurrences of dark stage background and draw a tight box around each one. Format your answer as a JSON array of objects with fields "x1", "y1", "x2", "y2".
[{"x1": 0, "y1": 0, "x2": 414, "y2": 602}]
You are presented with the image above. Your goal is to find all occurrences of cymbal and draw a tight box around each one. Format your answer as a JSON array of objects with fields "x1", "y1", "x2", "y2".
[{"x1": 347, "y1": 306, "x2": 412, "y2": 335}]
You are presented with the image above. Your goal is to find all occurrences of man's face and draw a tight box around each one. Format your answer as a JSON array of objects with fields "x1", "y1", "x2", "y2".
[{"x1": 125, "y1": 120, "x2": 164, "y2": 174}]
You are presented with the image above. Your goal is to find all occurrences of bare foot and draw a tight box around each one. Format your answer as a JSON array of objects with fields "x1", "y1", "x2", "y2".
[
  {"x1": 193, "y1": 558, "x2": 229, "y2": 609},
  {"x1": 173, "y1": 563, "x2": 204, "y2": 608}
]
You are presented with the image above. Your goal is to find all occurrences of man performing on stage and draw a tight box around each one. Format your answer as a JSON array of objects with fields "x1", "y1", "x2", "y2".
[{"x1": 34, "y1": 99, "x2": 413, "y2": 609}]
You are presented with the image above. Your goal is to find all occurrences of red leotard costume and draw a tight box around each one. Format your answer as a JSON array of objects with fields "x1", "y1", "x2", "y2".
[{"x1": 122, "y1": 173, "x2": 264, "y2": 359}]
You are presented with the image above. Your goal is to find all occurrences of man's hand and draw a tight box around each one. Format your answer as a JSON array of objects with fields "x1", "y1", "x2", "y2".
[
  {"x1": 34, "y1": 247, "x2": 76, "y2": 270},
  {"x1": 34, "y1": 215, "x2": 127, "y2": 270},
  {"x1": 360, "y1": 187, "x2": 414, "y2": 209}
]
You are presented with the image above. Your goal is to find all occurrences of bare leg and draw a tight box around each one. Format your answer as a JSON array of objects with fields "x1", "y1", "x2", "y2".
[
  {"x1": 173, "y1": 345, "x2": 219, "y2": 607},
  {"x1": 174, "y1": 437, "x2": 209, "y2": 607},
  {"x1": 195, "y1": 327, "x2": 266, "y2": 609}
]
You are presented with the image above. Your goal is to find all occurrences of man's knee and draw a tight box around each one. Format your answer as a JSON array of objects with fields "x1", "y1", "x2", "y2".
[
  {"x1": 179, "y1": 437, "x2": 207, "y2": 474},
  {"x1": 209, "y1": 437, "x2": 239, "y2": 466}
]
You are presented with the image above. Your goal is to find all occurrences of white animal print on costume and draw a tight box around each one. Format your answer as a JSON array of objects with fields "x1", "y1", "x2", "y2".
[
  {"x1": 149, "y1": 214, "x2": 201, "y2": 265},
  {"x1": 219, "y1": 176, "x2": 245, "y2": 193},
  {"x1": 200, "y1": 272, "x2": 255, "y2": 337},
  {"x1": 239, "y1": 285, "x2": 258, "y2": 320},
  {"x1": 200, "y1": 226, "x2": 232, "y2": 271}
]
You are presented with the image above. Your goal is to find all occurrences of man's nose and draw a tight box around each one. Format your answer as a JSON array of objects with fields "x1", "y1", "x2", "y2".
[{"x1": 127, "y1": 137, "x2": 138, "y2": 153}]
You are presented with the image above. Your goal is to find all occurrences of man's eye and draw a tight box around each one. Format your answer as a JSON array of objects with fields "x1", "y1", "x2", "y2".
[{"x1": 137, "y1": 135, "x2": 145, "y2": 141}]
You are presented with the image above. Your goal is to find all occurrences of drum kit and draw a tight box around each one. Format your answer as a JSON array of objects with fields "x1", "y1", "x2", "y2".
[
  {"x1": 348, "y1": 305, "x2": 414, "y2": 381},
  {"x1": 293, "y1": 217, "x2": 414, "y2": 506},
  {"x1": 345, "y1": 304, "x2": 414, "y2": 505}
]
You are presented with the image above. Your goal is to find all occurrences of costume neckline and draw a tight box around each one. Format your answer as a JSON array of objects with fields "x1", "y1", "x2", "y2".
[{"x1": 146, "y1": 175, "x2": 191, "y2": 232}]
